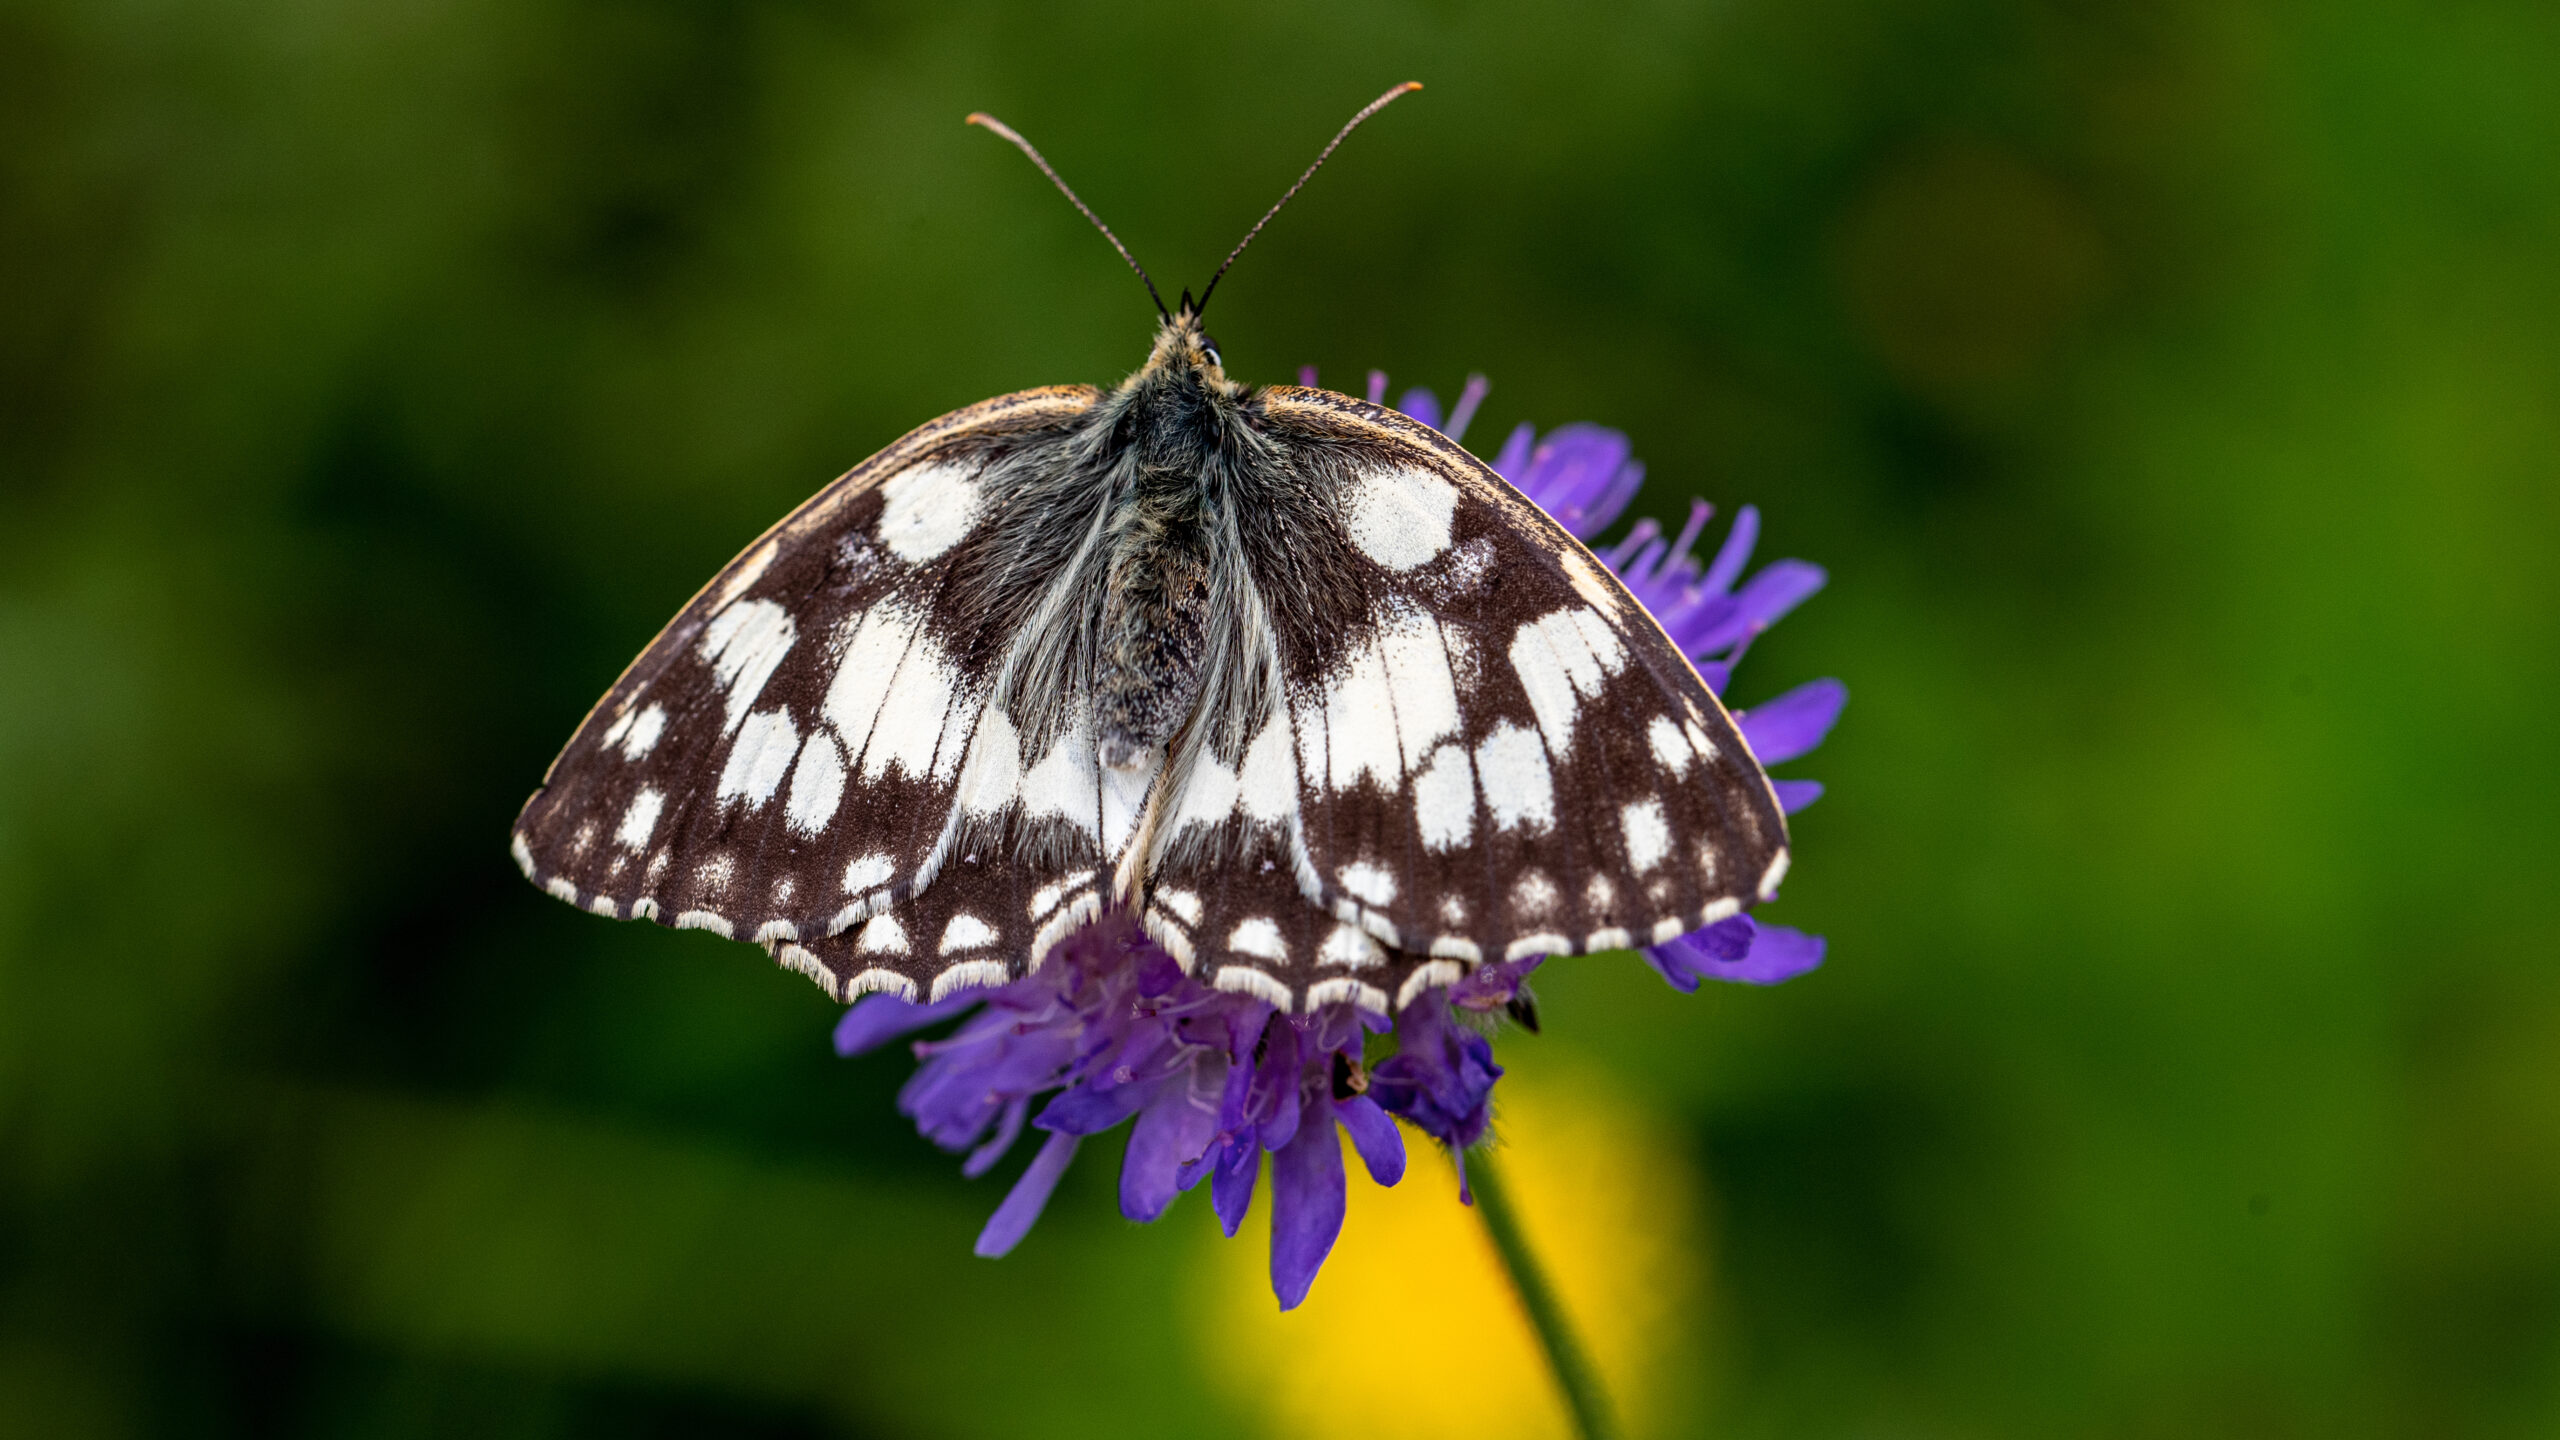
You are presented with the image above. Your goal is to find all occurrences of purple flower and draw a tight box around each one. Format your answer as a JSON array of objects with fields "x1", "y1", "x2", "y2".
[
  {"x1": 836, "y1": 912, "x2": 1402, "y2": 1309},
  {"x1": 835, "y1": 369, "x2": 1842, "y2": 1307}
]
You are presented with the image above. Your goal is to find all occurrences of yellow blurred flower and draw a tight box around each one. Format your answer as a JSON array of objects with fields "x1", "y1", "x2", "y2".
[{"x1": 1192, "y1": 1052, "x2": 1711, "y2": 1439}]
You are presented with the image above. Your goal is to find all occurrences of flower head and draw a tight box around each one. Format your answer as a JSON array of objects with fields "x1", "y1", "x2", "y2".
[{"x1": 836, "y1": 368, "x2": 1844, "y2": 1306}]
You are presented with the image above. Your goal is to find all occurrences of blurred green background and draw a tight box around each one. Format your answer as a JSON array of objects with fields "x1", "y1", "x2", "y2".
[{"x1": 5, "y1": 0, "x2": 2558, "y2": 1434}]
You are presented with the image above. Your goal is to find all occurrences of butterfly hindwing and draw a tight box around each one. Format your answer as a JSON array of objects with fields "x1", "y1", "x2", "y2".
[{"x1": 511, "y1": 386, "x2": 1103, "y2": 952}]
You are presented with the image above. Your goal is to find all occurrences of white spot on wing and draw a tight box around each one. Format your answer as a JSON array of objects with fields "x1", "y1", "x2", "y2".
[
  {"x1": 857, "y1": 915, "x2": 909, "y2": 954},
  {"x1": 1214, "y1": 966, "x2": 1292, "y2": 1009},
  {"x1": 785, "y1": 732, "x2": 845, "y2": 835},
  {"x1": 1509, "y1": 606, "x2": 1627, "y2": 758},
  {"x1": 1306, "y1": 977, "x2": 1390, "y2": 1015},
  {"x1": 1319, "y1": 923, "x2": 1384, "y2": 970},
  {"x1": 675, "y1": 909, "x2": 734, "y2": 938},
  {"x1": 1397, "y1": 960, "x2": 1465, "y2": 1009},
  {"x1": 1622, "y1": 797, "x2": 1672, "y2": 874},
  {"x1": 1019, "y1": 720, "x2": 1100, "y2": 838},
  {"x1": 1759, "y1": 849, "x2": 1791, "y2": 900},
  {"x1": 1343, "y1": 464, "x2": 1459, "y2": 570},
  {"x1": 1684, "y1": 719, "x2": 1718, "y2": 763},
  {"x1": 1238, "y1": 710, "x2": 1297, "y2": 823},
  {"x1": 1559, "y1": 548, "x2": 1620, "y2": 614},
  {"x1": 932, "y1": 959, "x2": 1010, "y2": 1001},
  {"x1": 1156, "y1": 887, "x2": 1203, "y2": 926},
  {"x1": 860, "y1": 628, "x2": 958, "y2": 782},
  {"x1": 1376, "y1": 604, "x2": 1462, "y2": 768},
  {"x1": 698, "y1": 599, "x2": 796, "y2": 733},
  {"x1": 717, "y1": 708, "x2": 802, "y2": 810},
  {"x1": 616, "y1": 787, "x2": 665, "y2": 851},
  {"x1": 620, "y1": 704, "x2": 667, "y2": 759},
  {"x1": 1322, "y1": 636, "x2": 1401, "y2": 793},
  {"x1": 1228, "y1": 917, "x2": 1288, "y2": 962},
  {"x1": 1411, "y1": 741, "x2": 1475, "y2": 852},
  {"x1": 842, "y1": 853, "x2": 894, "y2": 894},
  {"x1": 877, "y1": 460, "x2": 981, "y2": 564},
  {"x1": 1338, "y1": 861, "x2": 1397, "y2": 908},
  {"x1": 822, "y1": 603, "x2": 921, "y2": 767},
  {"x1": 1648, "y1": 715, "x2": 1694, "y2": 774},
  {"x1": 958, "y1": 708, "x2": 1023, "y2": 818},
  {"x1": 1167, "y1": 750, "x2": 1239, "y2": 837},
  {"x1": 1511, "y1": 869, "x2": 1558, "y2": 919},
  {"x1": 1475, "y1": 722, "x2": 1555, "y2": 833},
  {"x1": 939, "y1": 913, "x2": 1000, "y2": 954},
  {"x1": 847, "y1": 968, "x2": 918, "y2": 1001}
]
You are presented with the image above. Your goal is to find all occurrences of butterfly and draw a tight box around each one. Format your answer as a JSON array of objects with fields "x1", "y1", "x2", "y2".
[{"x1": 510, "y1": 84, "x2": 1790, "y2": 1016}]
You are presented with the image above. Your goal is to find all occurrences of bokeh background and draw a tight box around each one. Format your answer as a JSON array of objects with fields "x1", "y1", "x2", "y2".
[{"x1": 5, "y1": 0, "x2": 2557, "y2": 1435}]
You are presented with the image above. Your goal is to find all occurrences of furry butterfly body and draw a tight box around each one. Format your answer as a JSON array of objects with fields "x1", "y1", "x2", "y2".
[{"x1": 511, "y1": 311, "x2": 1792, "y2": 1014}]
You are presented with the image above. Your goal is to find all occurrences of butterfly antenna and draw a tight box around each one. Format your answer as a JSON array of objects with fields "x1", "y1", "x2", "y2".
[
  {"x1": 1194, "y1": 81, "x2": 1422, "y2": 318},
  {"x1": 967, "y1": 111, "x2": 1170, "y2": 323}
]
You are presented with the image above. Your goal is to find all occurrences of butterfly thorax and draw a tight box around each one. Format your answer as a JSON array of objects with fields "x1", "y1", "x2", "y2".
[{"x1": 1093, "y1": 315, "x2": 1252, "y2": 771}]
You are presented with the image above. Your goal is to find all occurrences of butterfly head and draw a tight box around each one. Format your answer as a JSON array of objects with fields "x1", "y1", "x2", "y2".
[{"x1": 1136, "y1": 299, "x2": 1239, "y2": 398}]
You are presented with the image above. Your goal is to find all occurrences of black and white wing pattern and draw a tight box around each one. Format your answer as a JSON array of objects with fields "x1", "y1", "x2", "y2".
[
  {"x1": 512, "y1": 385, "x2": 1139, "y2": 999},
  {"x1": 1138, "y1": 387, "x2": 1790, "y2": 1013},
  {"x1": 518, "y1": 366, "x2": 1789, "y2": 1018}
]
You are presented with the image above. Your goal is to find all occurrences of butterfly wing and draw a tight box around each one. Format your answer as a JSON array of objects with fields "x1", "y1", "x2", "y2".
[
  {"x1": 1144, "y1": 386, "x2": 1790, "y2": 1010},
  {"x1": 510, "y1": 386, "x2": 1107, "y2": 969}
]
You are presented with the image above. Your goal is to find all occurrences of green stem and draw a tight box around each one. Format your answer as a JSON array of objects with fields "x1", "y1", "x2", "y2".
[{"x1": 1469, "y1": 1147, "x2": 1622, "y2": 1440}]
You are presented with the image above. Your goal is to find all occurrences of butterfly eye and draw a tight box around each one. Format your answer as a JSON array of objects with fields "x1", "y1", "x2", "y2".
[{"x1": 1200, "y1": 335, "x2": 1223, "y2": 369}]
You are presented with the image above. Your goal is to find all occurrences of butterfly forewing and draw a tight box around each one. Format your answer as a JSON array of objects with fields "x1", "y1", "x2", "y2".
[{"x1": 511, "y1": 387, "x2": 1102, "y2": 959}]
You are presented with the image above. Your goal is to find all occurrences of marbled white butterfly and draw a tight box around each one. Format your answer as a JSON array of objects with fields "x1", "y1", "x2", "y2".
[{"x1": 511, "y1": 84, "x2": 1791, "y2": 1017}]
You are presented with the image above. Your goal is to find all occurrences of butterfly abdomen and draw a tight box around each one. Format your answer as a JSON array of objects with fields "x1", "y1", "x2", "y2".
[{"x1": 1095, "y1": 474, "x2": 1212, "y2": 770}]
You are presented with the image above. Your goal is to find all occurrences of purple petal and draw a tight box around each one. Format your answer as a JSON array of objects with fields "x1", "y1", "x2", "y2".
[
  {"x1": 1336, "y1": 1095, "x2": 1406, "y2": 1186},
  {"x1": 1725, "y1": 922, "x2": 1827, "y2": 984},
  {"x1": 1640, "y1": 915, "x2": 1756, "y2": 993},
  {"x1": 1640, "y1": 946, "x2": 1702, "y2": 993},
  {"x1": 1446, "y1": 375, "x2": 1489, "y2": 444},
  {"x1": 1121, "y1": 1065, "x2": 1222, "y2": 1222},
  {"x1": 1297, "y1": 364, "x2": 1319, "y2": 388},
  {"x1": 1211, "y1": 1135, "x2": 1259, "y2": 1236},
  {"x1": 1581, "y1": 458, "x2": 1646, "y2": 539},
  {"x1": 1366, "y1": 369, "x2": 1389, "y2": 404},
  {"x1": 1397, "y1": 387, "x2": 1442, "y2": 431},
  {"x1": 1034, "y1": 1064, "x2": 1154, "y2": 1134},
  {"x1": 961, "y1": 1095, "x2": 1029, "y2": 1179},
  {"x1": 831, "y1": 991, "x2": 980, "y2": 1057},
  {"x1": 1700, "y1": 503, "x2": 1761, "y2": 597},
  {"x1": 1516, "y1": 425, "x2": 1635, "y2": 538},
  {"x1": 1268, "y1": 1109, "x2": 1348, "y2": 1310},
  {"x1": 1773, "y1": 778, "x2": 1825, "y2": 813},
  {"x1": 1738, "y1": 678, "x2": 1847, "y2": 765},
  {"x1": 1490, "y1": 422, "x2": 1535, "y2": 481},
  {"x1": 974, "y1": 1129, "x2": 1081, "y2": 1258},
  {"x1": 1686, "y1": 559, "x2": 1829, "y2": 657},
  {"x1": 1250, "y1": 1019, "x2": 1304, "y2": 1152}
]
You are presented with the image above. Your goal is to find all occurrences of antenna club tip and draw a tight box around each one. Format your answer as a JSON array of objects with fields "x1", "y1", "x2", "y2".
[
  {"x1": 1398, "y1": 81, "x2": 1423, "y2": 93},
  {"x1": 964, "y1": 112, "x2": 992, "y2": 127}
]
